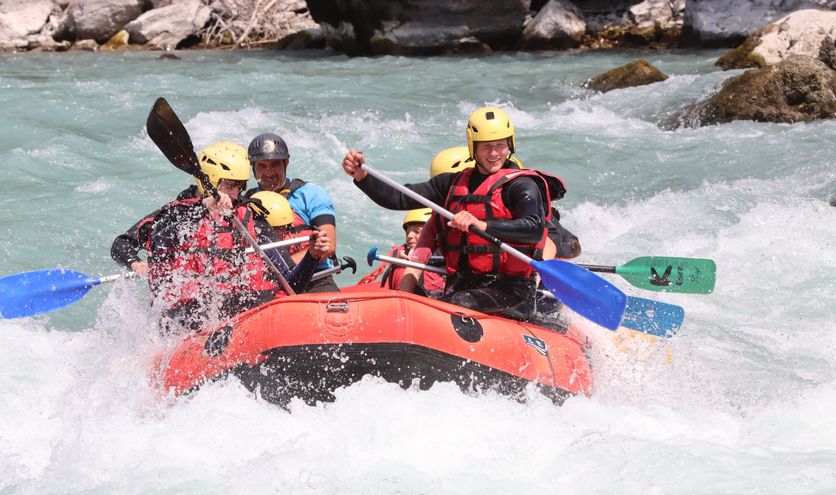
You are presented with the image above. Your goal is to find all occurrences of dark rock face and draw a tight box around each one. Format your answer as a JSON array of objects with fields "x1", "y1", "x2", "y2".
[
  {"x1": 821, "y1": 35, "x2": 836, "y2": 70},
  {"x1": 305, "y1": 0, "x2": 529, "y2": 55},
  {"x1": 677, "y1": 56, "x2": 836, "y2": 126},
  {"x1": 583, "y1": 58, "x2": 668, "y2": 92}
]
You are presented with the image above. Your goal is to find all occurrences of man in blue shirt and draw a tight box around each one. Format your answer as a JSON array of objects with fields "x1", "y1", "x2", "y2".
[{"x1": 245, "y1": 133, "x2": 340, "y2": 293}]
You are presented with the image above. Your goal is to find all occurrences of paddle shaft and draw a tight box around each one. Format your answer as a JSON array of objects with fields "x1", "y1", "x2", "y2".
[
  {"x1": 375, "y1": 253, "x2": 446, "y2": 275},
  {"x1": 577, "y1": 264, "x2": 616, "y2": 274},
  {"x1": 361, "y1": 164, "x2": 533, "y2": 262},
  {"x1": 80, "y1": 237, "x2": 310, "y2": 289}
]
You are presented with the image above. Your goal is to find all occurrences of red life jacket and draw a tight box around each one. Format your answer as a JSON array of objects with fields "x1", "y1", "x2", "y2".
[
  {"x1": 279, "y1": 179, "x2": 315, "y2": 255},
  {"x1": 381, "y1": 245, "x2": 408, "y2": 289},
  {"x1": 144, "y1": 198, "x2": 275, "y2": 307},
  {"x1": 440, "y1": 167, "x2": 564, "y2": 278},
  {"x1": 380, "y1": 245, "x2": 446, "y2": 293}
]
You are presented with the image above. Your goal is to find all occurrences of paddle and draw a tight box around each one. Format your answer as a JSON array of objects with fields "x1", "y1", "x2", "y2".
[
  {"x1": 145, "y1": 97, "x2": 296, "y2": 296},
  {"x1": 0, "y1": 237, "x2": 317, "y2": 320},
  {"x1": 357, "y1": 164, "x2": 627, "y2": 330},
  {"x1": 310, "y1": 256, "x2": 357, "y2": 282},
  {"x1": 579, "y1": 257, "x2": 716, "y2": 294},
  {"x1": 0, "y1": 269, "x2": 133, "y2": 319},
  {"x1": 366, "y1": 247, "x2": 684, "y2": 337}
]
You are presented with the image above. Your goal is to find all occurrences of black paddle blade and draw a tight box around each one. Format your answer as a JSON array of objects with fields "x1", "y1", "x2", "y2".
[{"x1": 146, "y1": 97, "x2": 199, "y2": 174}]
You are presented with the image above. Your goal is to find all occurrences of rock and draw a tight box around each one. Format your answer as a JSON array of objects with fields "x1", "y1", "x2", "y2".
[
  {"x1": 101, "y1": 29, "x2": 129, "y2": 51},
  {"x1": 683, "y1": 0, "x2": 836, "y2": 47},
  {"x1": 522, "y1": 0, "x2": 586, "y2": 50},
  {"x1": 27, "y1": 34, "x2": 71, "y2": 51},
  {"x1": 629, "y1": 0, "x2": 685, "y2": 33},
  {"x1": 580, "y1": 0, "x2": 684, "y2": 49},
  {"x1": 679, "y1": 55, "x2": 836, "y2": 126},
  {"x1": 54, "y1": 0, "x2": 145, "y2": 43},
  {"x1": 583, "y1": 58, "x2": 669, "y2": 92},
  {"x1": 819, "y1": 35, "x2": 836, "y2": 70},
  {"x1": 830, "y1": 196, "x2": 836, "y2": 207},
  {"x1": 0, "y1": 0, "x2": 54, "y2": 49},
  {"x1": 307, "y1": 0, "x2": 528, "y2": 55},
  {"x1": 717, "y1": 9, "x2": 836, "y2": 69},
  {"x1": 275, "y1": 27, "x2": 326, "y2": 50},
  {"x1": 158, "y1": 52, "x2": 180, "y2": 59},
  {"x1": 72, "y1": 38, "x2": 99, "y2": 50},
  {"x1": 125, "y1": 0, "x2": 211, "y2": 50}
]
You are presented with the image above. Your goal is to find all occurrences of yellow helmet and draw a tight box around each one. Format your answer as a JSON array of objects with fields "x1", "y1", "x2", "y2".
[
  {"x1": 465, "y1": 107, "x2": 515, "y2": 160},
  {"x1": 196, "y1": 140, "x2": 250, "y2": 196},
  {"x1": 429, "y1": 146, "x2": 475, "y2": 177},
  {"x1": 249, "y1": 191, "x2": 294, "y2": 228},
  {"x1": 402, "y1": 208, "x2": 432, "y2": 230}
]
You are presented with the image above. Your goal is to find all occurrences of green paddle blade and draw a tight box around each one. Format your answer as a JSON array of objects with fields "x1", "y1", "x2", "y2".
[{"x1": 616, "y1": 257, "x2": 716, "y2": 294}]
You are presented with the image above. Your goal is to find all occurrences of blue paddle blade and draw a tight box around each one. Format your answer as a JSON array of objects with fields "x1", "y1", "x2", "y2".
[
  {"x1": 0, "y1": 269, "x2": 100, "y2": 319},
  {"x1": 533, "y1": 259, "x2": 627, "y2": 330},
  {"x1": 620, "y1": 296, "x2": 685, "y2": 337},
  {"x1": 366, "y1": 247, "x2": 379, "y2": 267}
]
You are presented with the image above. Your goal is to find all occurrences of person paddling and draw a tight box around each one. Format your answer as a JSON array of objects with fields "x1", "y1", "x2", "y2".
[
  {"x1": 244, "y1": 133, "x2": 340, "y2": 293},
  {"x1": 110, "y1": 141, "x2": 323, "y2": 333},
  {"x1": 357, "y1": 208, "x2": 444, "y2": 296},
  {"x1": 341, "y1": 107, "x2": 567, "y2": 321}
]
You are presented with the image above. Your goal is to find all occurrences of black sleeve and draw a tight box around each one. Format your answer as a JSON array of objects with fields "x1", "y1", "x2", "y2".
[
  {"x1": 484, "y1": 177, "x2": 546, "y2": 245},
  {"x1": 287, "y1": 252, "x2": 319, "y2": 293},
  {"x1": 355, "y1": 173, "x2": 455, "y2": 210},
  {"x1": 110, "y1": 209, "x2": 161, "y2": 268},
  {"x1": 309, "y1": 214, "x2": 336, "y2": 228}
]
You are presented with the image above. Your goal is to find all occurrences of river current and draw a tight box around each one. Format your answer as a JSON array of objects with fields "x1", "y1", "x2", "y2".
[{"x1": 1, "y1": 49, "x2": 834, "y2": 494}]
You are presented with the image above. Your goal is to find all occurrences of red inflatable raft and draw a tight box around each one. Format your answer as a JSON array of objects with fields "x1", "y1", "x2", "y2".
[{"x1": 155, "y1": 289, "x2": 592, "y2": 406}]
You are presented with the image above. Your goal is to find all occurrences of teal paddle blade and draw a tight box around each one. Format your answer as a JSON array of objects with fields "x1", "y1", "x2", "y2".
[
  {"x1": 0, "y1": 269, "x2": 100, "y2": 319},
  {"x1": 616, "y1": 257, "x2": 716, "y2": 294},
  {"x1": 533, "y1": 259, "x2": 627, "y2": 330}
]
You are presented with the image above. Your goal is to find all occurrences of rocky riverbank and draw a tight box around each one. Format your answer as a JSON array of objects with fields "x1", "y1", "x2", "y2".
[
  {"x1": 0, "y1": 0, "x2": 833, "y2": 54},
  {"x1": 1, "y1": 0, "x2": 835, "y2": 128}
]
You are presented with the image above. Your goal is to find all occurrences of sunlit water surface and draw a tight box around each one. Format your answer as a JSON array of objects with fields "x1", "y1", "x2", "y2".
[{"x1": 1, "y1": 50, "x2": 834, "y2": 494}]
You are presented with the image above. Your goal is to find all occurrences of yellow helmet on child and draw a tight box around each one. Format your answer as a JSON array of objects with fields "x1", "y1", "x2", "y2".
[
  {"x1": 465, "y1": 107, "x2": 515, "y2": 160},
  {"x1": 196, "y1": 141, "x2": 250, "y2": 196},
  {"x1": 249, "y1": 191, "x2": 294, "y2": 228},
  {"x1": 402, "y1": 208, "x2": 431, "y2": 230},
  {"x1": 429, "y1": 146, "x2": 474, "y2": 177}
]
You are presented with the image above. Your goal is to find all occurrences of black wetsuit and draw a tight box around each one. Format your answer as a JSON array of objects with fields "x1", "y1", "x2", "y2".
[{"x1": 355, "y1": 161, "x2": 545, "y2": 321}]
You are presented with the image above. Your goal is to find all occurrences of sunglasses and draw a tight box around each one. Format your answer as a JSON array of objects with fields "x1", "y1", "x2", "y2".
[{"x1": 220, "y1": 179, "x2": 248, "y2": 191}]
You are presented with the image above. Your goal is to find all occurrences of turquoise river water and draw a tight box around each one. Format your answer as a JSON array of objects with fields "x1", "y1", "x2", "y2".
[{"x1": 1, "y1": 49, "x2": 835, "y2": 494}]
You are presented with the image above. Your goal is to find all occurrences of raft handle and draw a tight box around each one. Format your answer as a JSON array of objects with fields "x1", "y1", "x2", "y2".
[{"x1": 326, "y1": 301, "x2": 350, "y2": 313}]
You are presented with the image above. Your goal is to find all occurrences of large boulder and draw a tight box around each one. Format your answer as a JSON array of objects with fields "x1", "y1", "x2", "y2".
[
  {"x1": 583, "y1": 58, "x2": 668, "y2": 92},
  {"x1": 678, "y1": 55, "x2": 836, "y2": 126},
  {"x1": 0, "y1": 0, "x2": 55, "y2": 49},
  {"x1": 521, "y1": 0, "x2": 586, "y2": 50},
  {"x1": 124, "y1": 0, "x2": 211, "y2": 49},
  {"x1": 682, "y1": 0, "x2": 836, "y2": 47},
  {"x1": 716, "y1": 9, "x2": 836, "y2": 69},
  {"x1": 54, "y1": 0, "x2": 147, "y2": 43},
  {"x1": 306, "y1": 0, "x2": 529, "y2": 55}
]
